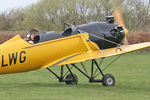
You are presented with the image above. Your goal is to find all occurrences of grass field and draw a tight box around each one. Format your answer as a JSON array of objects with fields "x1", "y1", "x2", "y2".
[{"x1": 0, "y1": 52, "x2": 150, "y2": 100}]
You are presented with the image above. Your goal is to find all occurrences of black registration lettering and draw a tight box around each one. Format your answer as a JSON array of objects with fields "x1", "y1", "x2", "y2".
[
  {"x1": 1, "y1": 51, "x2": 26, "y2": 67},
  {"x1": 9, "y1": 52, "x2": 18, "y2": 65},
  {"x1": 20, "y1": 51, "x2": 26, "y2": 63},
  {"x1": 2, "y1": 55, "x2": 8, "y2": 67}
]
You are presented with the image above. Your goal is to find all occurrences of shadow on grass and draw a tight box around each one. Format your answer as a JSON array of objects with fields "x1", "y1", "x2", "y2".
[
  {"x1": 0, "y1": 82, "x2": 150, "y2": 93},
  {"x1": 0, "y1": 82, "x2": 101, "y2": 88}
]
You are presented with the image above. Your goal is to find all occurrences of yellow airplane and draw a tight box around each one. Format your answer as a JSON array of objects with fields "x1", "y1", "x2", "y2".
[{"x1": 1, "y1": 13, "x2": 150, "y2": 86}]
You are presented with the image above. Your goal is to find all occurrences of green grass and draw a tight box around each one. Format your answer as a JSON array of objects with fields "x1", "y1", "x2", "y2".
[{"x1": 0, "y1": 53, "x2": 150, "y2": 100}]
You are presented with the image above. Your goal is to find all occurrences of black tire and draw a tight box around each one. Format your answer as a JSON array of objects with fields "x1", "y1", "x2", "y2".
[
  {"x1": 102, "y1": 74, "x2": 115, "y2": 86},
  {"x1": 65, "y1": 73, "x2": 78, "y2": 85}
]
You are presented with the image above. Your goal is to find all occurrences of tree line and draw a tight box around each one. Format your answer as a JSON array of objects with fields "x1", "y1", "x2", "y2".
[{"x1": 0, "y1": 0, "x2": 149, "y2": 32}]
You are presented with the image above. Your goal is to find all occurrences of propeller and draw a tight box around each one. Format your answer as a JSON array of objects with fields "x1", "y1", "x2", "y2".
[{"x1": 112, "y1": 0, "x2": 128, "y2": 45}]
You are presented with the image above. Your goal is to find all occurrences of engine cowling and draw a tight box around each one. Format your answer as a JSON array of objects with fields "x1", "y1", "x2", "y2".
[{"x1": 62, "y1": 20, "x2": 125, "y2": 49}]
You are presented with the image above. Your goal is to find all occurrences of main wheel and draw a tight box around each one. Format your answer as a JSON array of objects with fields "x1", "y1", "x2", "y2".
[
  {"x1": 102, "y1": 74, "x2": 115, "y2": 86},
  {"x1": 65, "y1": 73, "x2": 78, "y2": 85}
]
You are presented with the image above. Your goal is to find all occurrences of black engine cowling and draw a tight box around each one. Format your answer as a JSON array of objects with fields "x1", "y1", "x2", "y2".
[{"x1": 62, "y1": 21, "x2": 125, "y2": 49}]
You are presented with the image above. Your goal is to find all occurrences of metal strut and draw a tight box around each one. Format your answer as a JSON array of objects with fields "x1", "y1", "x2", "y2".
[
  {"x1": 94, "y1": 55, "x2": 122, "y2": 78},
  {"x1": 46, "y1": 65, "x2": 76, "y2": 82},
  {"x1": 71, "y1": 63, "x2": 91, "y2": 79},
  {"x1": 93, "y1": 58, "x2": 104, "y2": 77},
  {"x1": 93, "y1": 59, "x2": 104, "y2": 76},
  {"x1": 59, "y1": 65, "x2": 64, "y2": 82},
  {"x1": 66, "y1": 64, "x2": 75, "y2": 79},
  {"x1": 71, "y1": 59, "x2": 104, "y2": 83},
  {"x1": 46, "y1": 68, "x2": 60, "y2": 79},
  {"x1": 91, "y1": 60, "x2": 94, "y2": 79}
]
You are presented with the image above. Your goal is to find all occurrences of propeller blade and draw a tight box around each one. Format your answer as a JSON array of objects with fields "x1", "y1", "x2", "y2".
[
  {"x1": 113, "y1": 10, "x2": 125, "y2": 27},
  {"x1": 112, "y1": 1, "x2": 128, "y2": 44}
]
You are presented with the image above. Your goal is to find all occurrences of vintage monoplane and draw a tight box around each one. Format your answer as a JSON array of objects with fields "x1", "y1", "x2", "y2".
[{"x1": 1, "y1": 10, "x2": 150, "y2": 86}]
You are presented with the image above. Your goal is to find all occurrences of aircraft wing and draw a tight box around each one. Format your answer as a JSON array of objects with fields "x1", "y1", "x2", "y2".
[{"x1": 58, "y1": 42, "x2": 150, "y2": 65}]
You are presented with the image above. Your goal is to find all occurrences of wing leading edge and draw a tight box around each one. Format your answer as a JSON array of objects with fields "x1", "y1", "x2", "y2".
[{"x1": 58, "y1": 42, "x2": 150, "y2": 65}]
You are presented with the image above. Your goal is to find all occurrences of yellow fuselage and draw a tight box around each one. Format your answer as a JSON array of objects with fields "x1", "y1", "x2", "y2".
[{"x1": 0, "y1": 33, "x2": 97, "y2": 74}]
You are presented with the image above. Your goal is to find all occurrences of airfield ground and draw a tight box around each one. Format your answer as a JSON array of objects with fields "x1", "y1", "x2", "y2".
[{"x1": 0, "y1": 52, "x2": 149, "y2": 100}]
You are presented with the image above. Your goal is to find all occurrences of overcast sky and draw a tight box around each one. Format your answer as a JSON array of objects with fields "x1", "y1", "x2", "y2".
[
  {"x1": 0, "y1": 0, "x2": 39, "y2": 12},
  {"x1": 0, "y1": 0, "x2": 148, "y2": 12}
]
